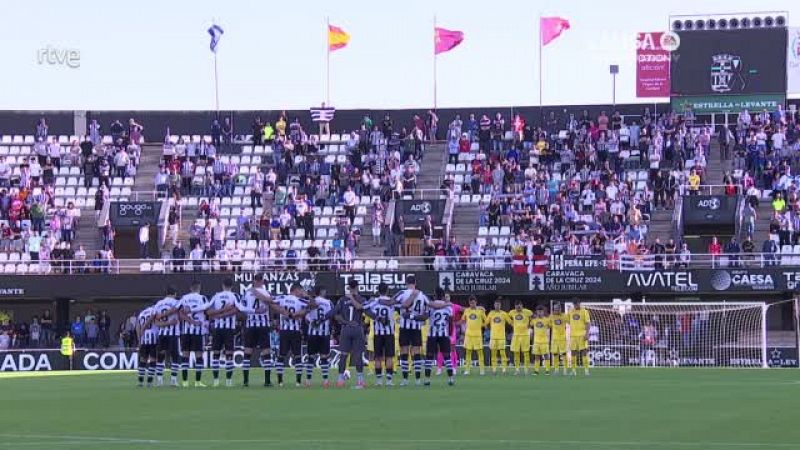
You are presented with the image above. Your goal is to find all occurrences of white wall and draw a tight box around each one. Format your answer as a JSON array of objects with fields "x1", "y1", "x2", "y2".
[{"x1": 1, "y1": 0, "x2": 796, "y2": 110}]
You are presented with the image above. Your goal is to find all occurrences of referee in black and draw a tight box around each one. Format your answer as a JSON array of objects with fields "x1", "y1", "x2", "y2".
[{"x1": 333, "y1": 279, "x2": 367, "y2": 389}]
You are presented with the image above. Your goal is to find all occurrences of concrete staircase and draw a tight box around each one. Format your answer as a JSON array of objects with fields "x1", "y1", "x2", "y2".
[
  {"x1": 450, "y1": 204, "x2": 481, "y2": 246},
  {"x1": 357, "y1": 142, "x2": 448, "y2": 260},
  {"x1": 72, "y1": 210, "x2": 101, "y2": 257},
  {"x1": 132, "y1": 144, "x2": 162, "y2": 196}
]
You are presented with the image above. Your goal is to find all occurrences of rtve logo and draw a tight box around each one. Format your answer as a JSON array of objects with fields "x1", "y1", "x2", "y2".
[{"x1": 37, "y1": 45, "x2": 80, "y2": 69}]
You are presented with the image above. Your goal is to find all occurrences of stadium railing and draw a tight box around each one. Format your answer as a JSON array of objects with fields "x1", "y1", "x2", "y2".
[
  {"x1": 3, "y1": 251, "x2": 794, "y2": 275},
  {"x1": 618, "y1": 252, "x2": 785, "y2": 271}
]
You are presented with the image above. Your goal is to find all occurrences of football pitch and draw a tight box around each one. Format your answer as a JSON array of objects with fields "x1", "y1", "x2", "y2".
[{"x1": 1, "y1": 369, "x2": 799, "y2": 450}]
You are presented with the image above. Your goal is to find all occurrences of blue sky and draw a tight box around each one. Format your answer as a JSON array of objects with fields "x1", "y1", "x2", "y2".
[{"x1": 1, "y1": 0, "x2": 797, "y2": 110}]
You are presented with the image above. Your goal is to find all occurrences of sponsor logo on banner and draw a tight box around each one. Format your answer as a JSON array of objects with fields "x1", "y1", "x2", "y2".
[
  {"x1": 696, "y1": 197, "x2": 721, "y2": 210},
  {"x1": 529, "y1": 273, "x2": 545, "y2": 291},
  {"x1": 626, "y1": 271, "x2": 698, "y2": 292},
  {"x1": 234, "y1": 272, "x2": 315, "y2": 296},
  {"x1": 768, "y1": 347, "x2": 799, "y2": 368},
  {"x1": 671, "y1": 94, "x2": 786, "y2": 114},
  {"x1": 409, "y1": 202, "x2": 432, "y2": 214},
  {"x1": 788, "y1": 27, "x2": 800, "y2": 94},
  {"x1": 0, "y1": 288, "x2": 25, "y2": 296},
  {"x1": 83, "y1": 352, "x2": 138, "y2": 370},
  {"x1": 781, "y1": 271, "x2": 800, "y2": 290},
  {"x1": 0, "y1": 352, "x2": 53, "y2": 371},
  {"x1": 438, "y1": 271, "x2": 511, "y2": 294},
  {"x1": 339, "y1": 272, "x2": 413, "y2": 294},
  {"x1": 636, "y1": 31, "x2": 671, "y2": 97},
  {"x1": 710, "y1": 270, "x2": 775, "y2": 291}
]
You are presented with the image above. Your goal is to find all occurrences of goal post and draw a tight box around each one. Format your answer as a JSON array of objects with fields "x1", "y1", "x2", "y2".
[{"x1": 581, "y1": 301, "x2": 768, "y2": 368}]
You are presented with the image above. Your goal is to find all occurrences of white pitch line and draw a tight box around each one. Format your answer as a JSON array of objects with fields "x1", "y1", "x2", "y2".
[{"x1": 0, "y1": 435, "x2": 796, "y2": 448}]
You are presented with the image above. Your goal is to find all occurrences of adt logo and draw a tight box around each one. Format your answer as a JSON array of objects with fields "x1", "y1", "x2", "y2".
[
  {"x1": 697, "y1": 198, "x2": 720, "y2": 210},
  {"x1": 409, "y1": 202, "x2": 432, "y2": 214}
]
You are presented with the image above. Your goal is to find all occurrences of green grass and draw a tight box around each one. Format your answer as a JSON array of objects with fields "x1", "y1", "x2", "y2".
[{"x1": 1, "y1": 369, "x2": 799, "y2": 450}]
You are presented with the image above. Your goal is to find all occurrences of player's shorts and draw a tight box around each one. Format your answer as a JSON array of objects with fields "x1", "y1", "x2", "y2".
[
  {"x1": 532, "y1": 342, "x2": 550, "y2": 356},
  {"x1": 338, "y1": 326, "x2": 365, "y2": 355},
  {"x1": 180, "y1": 334, "x2": 204, "y2": 353},
  {"x1": 398, "y1": 328, "x2": 422, "y2": 348},
  {"x1": 279, "y1": 330, "x2": 302, "y2": 357},
  {"x1": 211, "y1": 329, "x2": 235, "y2": 352},
  {"x1": 426, "y1": 336, "x2": 451, "y2": 357},
  {"x1": 463, "y1": 335, "x2": 483, "y2": 351},
  {"x1": 373, "y1": 334, "x2": 396, "y2": 358},
  {"x1": 138, "y1": 344, "x2": 158, "y2": 361},
  {"x1": 551, "y1": 339, "x2": 567, "y2": 355},
  {"x1": 244, "y1": 327, "x2": 270, "y2": 349},
  {"x1": 157, "y1": 335, "x2": 180, "y2": 360},
  {"x1": 510, "y1": 335, "x2": 531, "y2": 353},
  {"x1": 570, "y1": 337, "x2": 588, "y2": 352},
  {"x1": 489, "y1": 339, "x2": 506, "y2": 351},
  {"x1": 307, "y1": 335, "x2": 331, "y2": 355}
]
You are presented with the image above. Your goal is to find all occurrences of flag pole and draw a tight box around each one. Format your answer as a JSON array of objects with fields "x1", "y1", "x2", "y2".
[
  {"x1": 538, "y1": 15, "x2": 543, "y2": 126},
  {"x1": 214, "y1": 51, "x2": 220, "y2": 113},
  {"x1": 326, "y1": 17, "x2": 331, "y2": 105},
  {"x1": 433, "y1": 14, "x2": 438, "y2": 111}
]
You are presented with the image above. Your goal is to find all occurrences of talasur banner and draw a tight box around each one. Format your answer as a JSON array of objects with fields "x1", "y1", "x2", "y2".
[{"x1": 636, "y1": 32, "x2": 672, "y2": 97}]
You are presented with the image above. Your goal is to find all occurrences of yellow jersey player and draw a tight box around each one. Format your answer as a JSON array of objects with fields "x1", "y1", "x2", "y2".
[
  {"x1": 567, "y1": 299, "x2": 591, "y2": 376},
  {"x1": 530, "y1": 306, "x2": 551, "y2": 375},
  {"x1": 508, "y1": 300, "x2": 533, "y2": 375},
  {"x1": 485, "y1": 299, "x2": 511, "y2": 374},
  {"x1": 461, "y1": 296, "x2": 487, "y2": 375},
  {"x1": 549, "y1": 302, "x2": 568, "y2": 375}
]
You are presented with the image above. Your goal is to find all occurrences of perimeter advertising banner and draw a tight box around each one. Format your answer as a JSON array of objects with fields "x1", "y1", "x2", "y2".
[{"x1": 636, "y1": 32, "x2": 672, "y2": 97}]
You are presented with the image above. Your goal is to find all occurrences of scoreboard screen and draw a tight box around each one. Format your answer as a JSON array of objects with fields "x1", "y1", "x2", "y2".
[{"x1": 671, "y1": 28, "x2": 787, "y2": 96}]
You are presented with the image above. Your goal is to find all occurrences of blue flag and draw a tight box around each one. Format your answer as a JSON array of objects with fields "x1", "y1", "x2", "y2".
[{"x1": 208, "y1": 24, "x2": 224, "y2": 53}]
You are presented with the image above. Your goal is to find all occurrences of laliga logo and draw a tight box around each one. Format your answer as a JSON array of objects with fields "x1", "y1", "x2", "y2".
[{"x1": 659, "y1": 31, "x2": 680, "y2": 51}]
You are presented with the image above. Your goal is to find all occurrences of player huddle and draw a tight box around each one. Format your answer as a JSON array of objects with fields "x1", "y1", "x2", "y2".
[
  {"x1": 461, "y1": 298, "x2": 591, "y2": 376},
  {"x1": 135, "y1": 275, "x2": 459, "y2": 389}
]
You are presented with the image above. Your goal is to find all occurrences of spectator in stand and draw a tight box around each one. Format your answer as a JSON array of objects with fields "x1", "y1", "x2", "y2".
[
  {"x1": 189, "y1": 243, "x2": 204, "y2": 272},
  {"x1": 708, "y1": 236, "x2": 722, "y2": 268},
  {"x1": 85, "y1": 319, "x2": 99, "y2": 348},
  {"x1": 211, "y1": 119, "x2": 222, "y2": 147},
  {"x1": 98, "y1": 310, "x2": 111, "y2": 347},
  {"x1": 725, "y1": 237, "x2": 741, "y2": 268},
  {"x1": 138, "y1": 222, "x2": 150, "y2": 258},
  {"x1": 171, "y1": 241, "x2": 186, "y2": 272},
  {"x1": 29, "y1": 318, "x2": 41, "y2": 348},
  {"x1": 71, "y1": 316, "x2": 85, "y2": 347}
]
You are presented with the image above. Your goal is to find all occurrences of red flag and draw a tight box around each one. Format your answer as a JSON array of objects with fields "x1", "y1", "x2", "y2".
[
  {"x1": 435, "y1": 27, "x2": 464, "y2": 55},
  {"x1": 540, "y1": 17, "x2": 570, "y2": 46}
]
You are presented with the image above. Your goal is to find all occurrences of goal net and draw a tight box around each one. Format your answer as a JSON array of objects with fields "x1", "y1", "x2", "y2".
[{"x1": 581, "y1": 301, "x2": 767, "y2": 368}]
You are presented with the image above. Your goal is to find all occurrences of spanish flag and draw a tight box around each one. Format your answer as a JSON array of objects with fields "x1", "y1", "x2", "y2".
[{"x1": 328, "y1": 25, "x2": 350, "y2": 52}]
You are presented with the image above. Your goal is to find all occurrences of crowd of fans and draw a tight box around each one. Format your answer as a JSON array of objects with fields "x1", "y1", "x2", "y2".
[
  {"x1": 158, "y1": 111, "x2": 436, "y2": 272},
  {"x1": 431, "y1": 104, "x2": 800, "y2": 269},
  {"x1": 0, "y1": 117, "x2": 145, "y2": 272}
]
